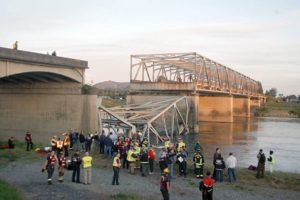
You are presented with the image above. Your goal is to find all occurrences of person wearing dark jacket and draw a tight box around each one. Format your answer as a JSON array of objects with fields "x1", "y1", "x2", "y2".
[
  {"x1": 256, "y1": 149, "x2": 266, "y2": 178},
  {"x1": 176, "y1": 147, "x2": 188, "y2": 177},
  {"x1": 25, "y1": 131, "x2": 33, "y2": 151},
  {"x1": 99, "y1": 131, "x2": 105, "y2": 154},
  {"x1": 79, "y1": 131, "x2": 86, "y2": 152},
  {"x1": 140, "y1": 147, "x2": 149, "y2": 176},
  {"x1": 214, "y1": 154, "x2": 225, "y2": 182},
  {"x1": 71, "y1": 151, "x2": 82, "y2": 183},
  {"x1": 166, "y1": 144, "x2": 176, "y2": 179},
  {"x1": 104, "y1": 133, "x2": 113, "y2": 157}
]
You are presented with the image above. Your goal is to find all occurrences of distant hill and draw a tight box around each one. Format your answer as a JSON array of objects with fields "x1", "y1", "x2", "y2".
[{"x1": 93, "y1": 81, "x2": 130, "y2": 91}]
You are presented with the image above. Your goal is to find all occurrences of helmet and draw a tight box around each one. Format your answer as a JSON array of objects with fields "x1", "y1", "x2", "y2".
[{"x1": 163, "y1": 168, "x2": 169, "y2": 174}]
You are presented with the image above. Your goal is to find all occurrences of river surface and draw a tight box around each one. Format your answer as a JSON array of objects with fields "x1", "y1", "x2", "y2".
[{"x1": 180, "y1": 117, "x2": 300, "y2": 173}]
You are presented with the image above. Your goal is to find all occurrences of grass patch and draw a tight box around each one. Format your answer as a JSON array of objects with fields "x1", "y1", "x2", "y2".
[
  {"x1": 101, "y1": 98, "x2": 126, "y2": 108},
  {"x1": 111, "y1": 193, "x2": 140, "y2": 200},
  {"x1": 0, "y1": 140, "x2": 43, "y2": 165},
  {"x1": 0, "y1": 179, "x2": 23, "y2": 200}
]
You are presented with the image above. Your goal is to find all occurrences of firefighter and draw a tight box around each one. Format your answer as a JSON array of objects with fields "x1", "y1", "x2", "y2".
[
  {"x1": 63, "y1": 133, "x2": 70, "y2": 157},
  {"x1": 58, "y1": 152, "x2": 66, "y2": 182},
  {"x1": 42, "y1": 151, "x2": 57, "y2": 185},
  {"x1": 51, "y1": 136, "x2": 57, "y2": 151},
  {"x1": 193, "y1": 149, "x2": 205, "y2": 178},
  {"x1": 56, "y1": 138, "x2": 63, "y2": 159},
  {"x1": 164, "y1": 137, "x2": 171, "y2": 149},
  {"x1": 199, "y1": 171, "x2": 215, "y2": 200}
]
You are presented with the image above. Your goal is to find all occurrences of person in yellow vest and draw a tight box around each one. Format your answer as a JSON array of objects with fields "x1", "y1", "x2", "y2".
[
  {"x1": 13, "y1": 41, "x2": 18, "y2": 50},
  {"x1": 51, "y1": 136, "x2": 57, "y2": 152},
  {"x1": 164, "y1": 137, "x2": 171, "y2": 149},
  {"x1": 63, "y1": 133, "x2": 70, "y2": 157},
  {"x1": 127, "y1": 146, "x2": 137, "y2": 174},
  {"x1": 82, "y1": 152, "x2": 93, "y2": 185},
  {"x1": 267, "y1": 150, "x2": 275, "y2": 174},
  {"x1": 56, "y1": 138, "x2": 63, "y2": 159},
  {"x1": 176, "y1": 137, "x2": 186, "y2": 153},
  {"x1": 112, "y1": 152, "x2": 121, "y2": 185},
  {"x1": 134, "y1": 142, "x2": 141, "y2": 169}
]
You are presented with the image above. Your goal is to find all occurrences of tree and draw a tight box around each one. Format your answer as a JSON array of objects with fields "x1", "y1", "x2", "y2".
[{"x1": 265, "y1": 88, "x2": 277, "y2": 97}]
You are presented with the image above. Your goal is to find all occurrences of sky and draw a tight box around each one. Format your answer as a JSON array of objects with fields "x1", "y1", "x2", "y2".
[{"x1": 1, "y1": 0, "x2": 300, "y2": 95}]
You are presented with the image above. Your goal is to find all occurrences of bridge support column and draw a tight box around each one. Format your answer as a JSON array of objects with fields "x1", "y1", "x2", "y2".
[
  {"x1": 233, "y1": 97, "x2": 250, "y2": 118},
  {"x1": 198, "y1": 96, "x2": 233, "y2": 123}
]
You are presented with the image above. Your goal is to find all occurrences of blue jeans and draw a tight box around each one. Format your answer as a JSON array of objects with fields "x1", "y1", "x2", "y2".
[
  {"x1": 105, "y1": 145, "x2": 112, "y2": 157},
  {"x1": 168, "y1": 163, "x2": 173, "y2": 179},
  {"x1": 228, "y1": 168, "x2": 236, "y2": 182},
  {"x1": 80, "y1": 142, "x2": 85, "y2": 152},
  {"x1": 216, "y1": 170, "x2": 224, "y2": 182}
]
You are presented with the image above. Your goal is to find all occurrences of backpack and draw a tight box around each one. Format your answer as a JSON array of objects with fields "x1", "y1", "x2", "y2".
[{"x1": 259, "y1": 153, "x2": 266, "y2": 164}]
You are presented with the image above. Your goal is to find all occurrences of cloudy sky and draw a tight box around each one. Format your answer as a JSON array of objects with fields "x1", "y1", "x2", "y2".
[{"x1": 1, "y1": 0, "x2": 299, "y2": 95}]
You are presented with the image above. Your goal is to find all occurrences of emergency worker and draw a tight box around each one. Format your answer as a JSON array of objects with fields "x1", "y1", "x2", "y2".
[
  {"x1": 127, "y1": 146, "x2": 137, "y2": 174},
  {"x1": 199, "y1": 171, "x2": 215, "y2": 200},
  {"x1": 42, "y1": 151, "x2": 57, "y2": 185},
  {"x1": 193, "y1": 149, "x2": 205, "y2": 178},
  {"x1": 58, "y1": 153, "x2": 66, "y2": 182},
  {"x1": 63, "y1": 133, "x2": 70, "y2": 157},
  {"x1": 56, "y1": 138, "x2": 63, "y2": 159},
  {"x1": 51, "y1": 136, "x2": 57, "y2": 151},
  {"x1": 176, "y1": 137, "x2": 185, "y2": 153},
  {"x1": 160, "y1": 168, "x2": 171, "y2": 200}
]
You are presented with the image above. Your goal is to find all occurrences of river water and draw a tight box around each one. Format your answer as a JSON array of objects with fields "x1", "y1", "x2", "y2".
[{"x1": 180, "y1": 117, "x2": 300, "y2": 173}]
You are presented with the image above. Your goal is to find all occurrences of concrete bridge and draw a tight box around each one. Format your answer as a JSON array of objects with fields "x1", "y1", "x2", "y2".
[
  {"x1": 127, "y1": 52, "x2": 265, "y2": 125},
  {"x1": 0, "y1": 47, "x2": 97, "y2": 143}
]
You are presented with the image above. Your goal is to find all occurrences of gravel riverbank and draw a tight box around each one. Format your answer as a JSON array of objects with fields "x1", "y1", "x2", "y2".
[{"x1": 0, "y1": 156, "x2": 300, "y2": 200}]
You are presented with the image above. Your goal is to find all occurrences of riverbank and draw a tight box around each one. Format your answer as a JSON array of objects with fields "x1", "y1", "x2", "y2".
[
  {"x1": 1, "y1": 141, "x2": 300, "y2": 200},
  {"x1": 256, "y1": 102, "x2": 300, "y2": 118}
]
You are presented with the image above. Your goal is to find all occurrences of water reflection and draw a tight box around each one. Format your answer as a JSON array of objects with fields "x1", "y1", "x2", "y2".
[{"x1": 181, "y1": 118, "x2": 300, "y2": 173}]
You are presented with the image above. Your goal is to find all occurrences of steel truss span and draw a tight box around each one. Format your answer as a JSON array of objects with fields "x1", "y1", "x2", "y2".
[
  {"x1": 98, "y1": 96, "x2": 189, "y2": 146},
  {"x1": 130, "y1": 52, "x2": 263, "y2": 97}
]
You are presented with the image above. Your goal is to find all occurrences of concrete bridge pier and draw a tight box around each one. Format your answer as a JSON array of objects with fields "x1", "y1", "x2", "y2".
[
  {"x1": 198, "y1": 96, "x2": 233, "y2": 123},
  {"x1": 233, "y1": 97, "x2": 251, "y2": 118}
]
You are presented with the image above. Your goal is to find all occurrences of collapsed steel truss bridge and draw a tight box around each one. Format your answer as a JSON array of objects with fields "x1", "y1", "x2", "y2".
[{"x1": 98, "y1": 96, "x2": 189, "y2": 145}]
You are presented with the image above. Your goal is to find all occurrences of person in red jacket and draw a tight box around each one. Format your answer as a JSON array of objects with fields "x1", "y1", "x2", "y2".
[
  {"x1": 149, "y1": 145, "x2": 156, "y2": 174},
  {"x1": 199, "y1": 171, "x2": 216, "y2": 200}
]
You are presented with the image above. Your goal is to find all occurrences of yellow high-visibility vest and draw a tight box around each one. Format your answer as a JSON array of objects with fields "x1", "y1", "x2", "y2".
[
  {"x1": 177, "y1": 141, "x2": 185, "y2": 152},
  {"x1": 82, "y1": 156, "x2": 92, "y2": 168},
  {"x1": 127, "y1": 150, "x2": 136, "y2": 162}
]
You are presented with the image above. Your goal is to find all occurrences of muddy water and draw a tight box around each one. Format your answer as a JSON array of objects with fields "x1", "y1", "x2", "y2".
[{"x1": 181, "y1": 118, "x2": 300, "y2": 173}]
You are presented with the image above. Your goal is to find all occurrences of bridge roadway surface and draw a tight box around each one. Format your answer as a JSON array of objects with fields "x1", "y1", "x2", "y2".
[{"x1": 0, "y1": 154, "x2": 299, "y2": 200}]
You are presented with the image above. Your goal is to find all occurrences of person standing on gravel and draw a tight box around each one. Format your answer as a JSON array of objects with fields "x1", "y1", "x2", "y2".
[
  {"x1": 160, "y1": 168, "x2": 171, "y2": 200},
  {"x1": 58, "y1": 152, "x2": 66, "y2": 182},
  {"x1": 148, "y1": 145, "x2": 156, "y2": 174},
  {"x1": 199, "y1": 171, "x2": 215, "y2": 200},
  {"x1": 71, "y1": 151, "x2": 82, "y2": 183},
  {"x1": 82, "y1": 152, "x2": 93, "y2": 184},
  {"x1": 112, "y1": 152, "x2": 121, "y2": 185},
  {"x1": 42, "y1": 151, "x2": 57, "y2": 185}
]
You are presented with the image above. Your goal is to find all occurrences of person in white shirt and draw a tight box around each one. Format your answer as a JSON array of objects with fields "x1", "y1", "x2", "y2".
[{"x1": 226, "y1": 152, "x2": 237, "y2": 182}]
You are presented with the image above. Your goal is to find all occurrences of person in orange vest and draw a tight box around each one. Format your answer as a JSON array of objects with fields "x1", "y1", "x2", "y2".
[
  {"x1": 63, "y1": 133, "x2": 70, "y2": 157},
  {"x1": 199, "y1": 171, "x2": 216, "y2": 200},
  {"x1": 51, "y1": 136, "x2": 57, "y2": 152},
  {"x1": 56, "y1": 138, "x2": 63, "y2": 159},
  {"x1": 149, "y1": 145, "x2": 156, "y2": 174},
  {"x1": 42, "y1": 151, "x2": 57, "y2": 185},
  {"x1": 58, "y1": 152, "x2": 66, "y2": 182}
]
